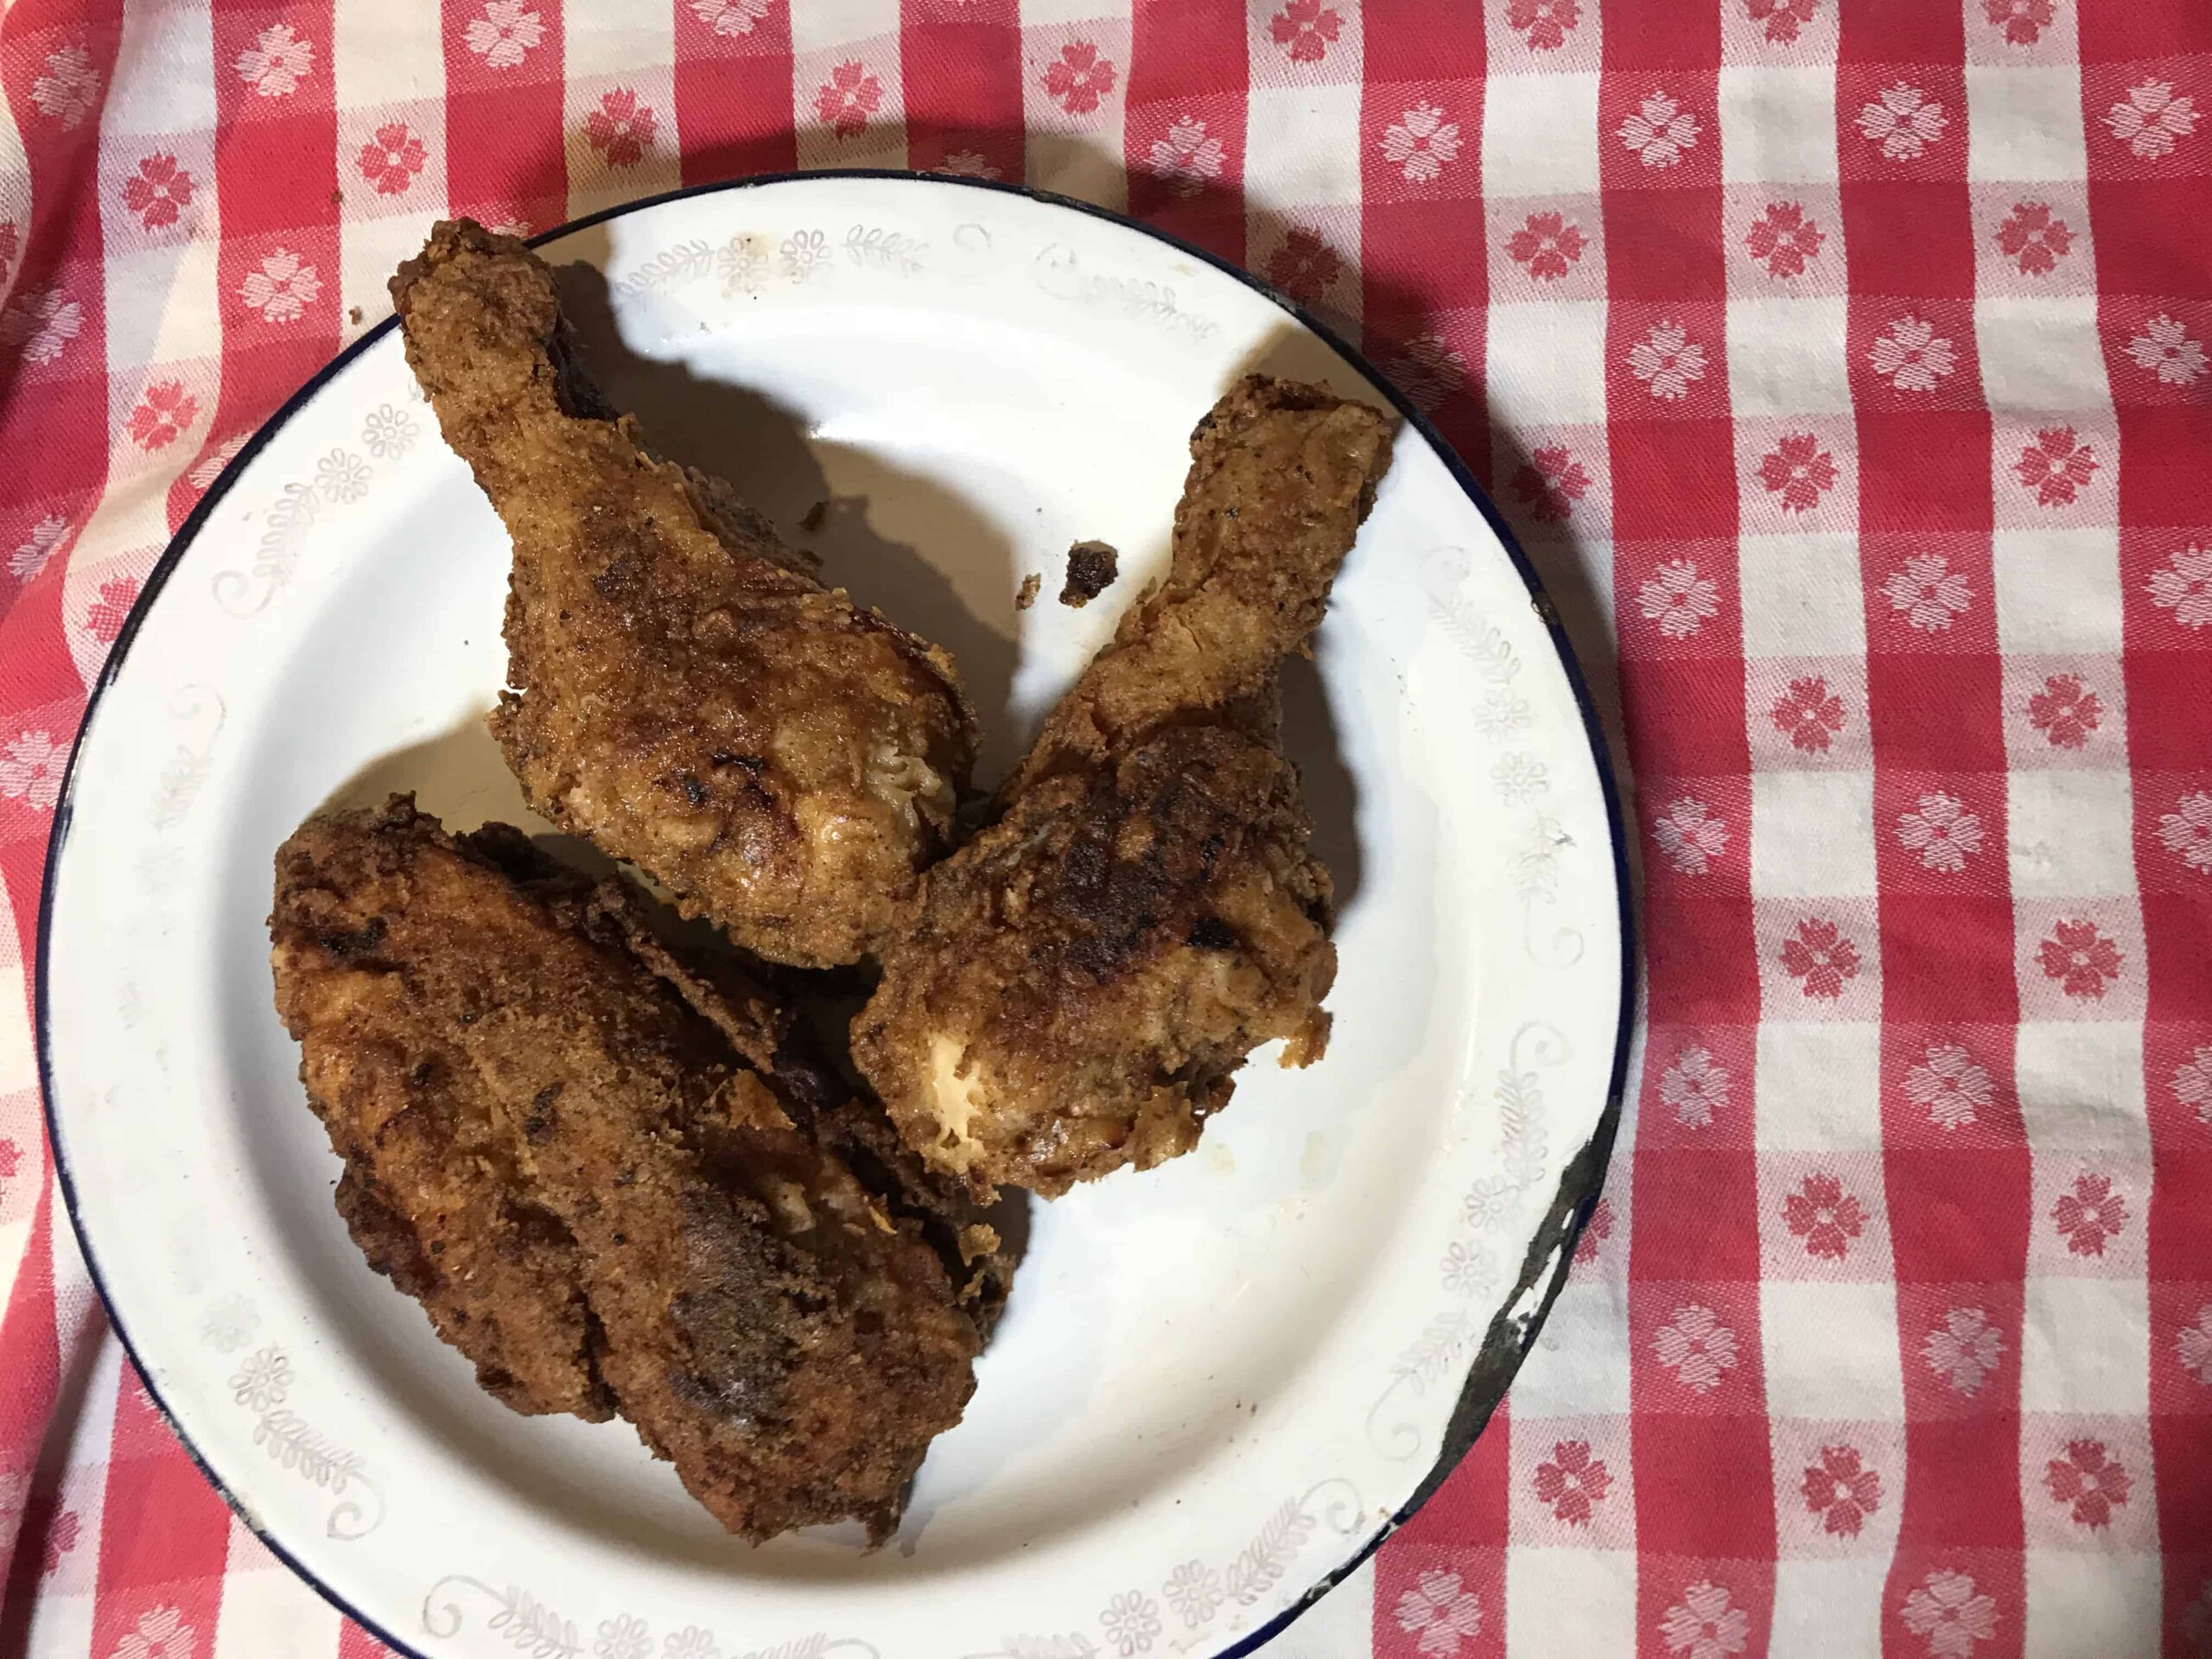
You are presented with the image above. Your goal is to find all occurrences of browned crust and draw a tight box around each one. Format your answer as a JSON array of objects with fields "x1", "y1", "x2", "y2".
[
  {"x1": 270, "y1": 796, "x2": 987, "y2": 1540},
  {"x1": 856, "y1": 721, "x2": 1336, "y2": 1198},
  {"x1": 1058, "y1": 540, "x2": 1119, "y2": 608},
  {"x1": 1002, "y1": 374, "x2": 1393, "y2": 801},
  {"x1": 391, "y1": 219, "x2": 976, "y2": 969},
  {"x1": 273, "y1": 804, "x2": 621, "y2": 1421},
  {"x1": 855, "y1": 378, "x2": 1389, "y2": 1198}
]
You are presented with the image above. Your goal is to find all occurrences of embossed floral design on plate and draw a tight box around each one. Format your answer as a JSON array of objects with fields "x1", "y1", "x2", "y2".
[{"x1": 38, "y1": 175, "x2": 1624, "y2": 1659}]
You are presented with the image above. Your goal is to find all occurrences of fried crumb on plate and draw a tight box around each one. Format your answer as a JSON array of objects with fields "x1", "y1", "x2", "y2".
[{"x1": 1059, "y1": 539, "x2": 1119, "y2": 608}]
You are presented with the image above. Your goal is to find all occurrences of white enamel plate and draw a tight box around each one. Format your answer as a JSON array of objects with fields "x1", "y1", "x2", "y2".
[{"x1": 41, "y1": 175, "x2": 1629, "y2": 1659}]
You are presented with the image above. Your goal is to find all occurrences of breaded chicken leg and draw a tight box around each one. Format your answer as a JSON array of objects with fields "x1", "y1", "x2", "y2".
[
  {"x1": 271, "y1": 798, "x2": 994, "y2": 1540},
  {"x1": 274, "y1": 810, "x2": 623, "y2": 1421},
  {"x1": 854, "y1": 376, "x2": 1394, "y2": 1197},
  {"x1": 391, "y1": 220, "x2": 975, "y2": 969}
]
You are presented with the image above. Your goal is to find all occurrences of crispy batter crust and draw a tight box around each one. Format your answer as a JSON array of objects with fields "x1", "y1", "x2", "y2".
[
  {"x1": 1002, "y1": 375, "x2": 1394, "y2": 799},
  {"x1": 271, "y1": 798, "x2": 989, "y2": 1540},
  {"x1": 856, "y1": 721, "x2": 1336, "y2": 1198},
  {"x1": 391, "y1": 219, "x2": 976, "y2": 969},
  {"x1": 273, "y1": 810, "x2": 625, "y2": 1420},
  {"x1": 855, "y1": 376, "x2": 1393, "y2": 1197}
]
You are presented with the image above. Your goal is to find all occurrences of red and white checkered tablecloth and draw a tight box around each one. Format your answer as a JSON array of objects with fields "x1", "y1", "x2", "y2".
[{"x1": 3, "y1": 0, "x2": 2210, "y2": 1653}]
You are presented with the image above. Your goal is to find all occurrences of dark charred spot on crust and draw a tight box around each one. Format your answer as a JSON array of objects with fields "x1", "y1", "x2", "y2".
[
  {"x1": 315, "y1": 915, "x2": 388, "y2": 961},
  {"x1": 1059, "y1": 540, "x2": 1119, "y2": 608},
  {"x1": 679, "y1": 772, "x2": 710, "y2": 809},
  {"x1": 1187, "y1": 915, "x2": 1236, "y2": 950},
  {"x1": 1062, "y1": 833, "x2": 1108, "y2": 896},
  {"x1": 665, "y1": 1186, "x2": 813, "y2": 1420},
  {"x1": 593, "y1": 553, "x2": 646, "y2": 603},
  {"x1": 770, "y1": 1046, "x2": 847, "y2": 1114},
  {"x1": 946, "y1": 728, "x2": 1291, "y2": 1026},
  {"x1": 580, "y1": 494, "x2": 666, "y2": 609},
  {"x1": 547, "y1": 321, "x2": 618, "y2": 423},
  {"x1": 503, "y1": 1198, "x2": 575, "y2": 1248},
  {"x1": 1053, "y1": 808, "x2": 1197, "y2": 984}
]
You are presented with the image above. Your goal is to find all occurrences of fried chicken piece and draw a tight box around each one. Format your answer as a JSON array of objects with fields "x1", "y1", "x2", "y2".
[
  {"x1": 270, "y1": 798, "x2": 988, "y2": 1540},
  {"x1": 391, "y1": 219, "x2": 976, "y2": 969},
  {"x1": 855, "y1": 376, "x2": 1394, "y2": 1197},
  {"x1": 273, "y1": 813, "x2": 617, "y2": 1421},
  {"x1": 1000, "y1": 377, "x2": 1395, "y2": 802},
  {"x1": 538, "y1": 846, "x2": 1017, "y2": 1332}
]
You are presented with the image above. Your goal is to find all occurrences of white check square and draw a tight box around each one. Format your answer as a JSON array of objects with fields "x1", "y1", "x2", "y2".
[
  {"x1": 1756, "y1": 1023, "x2": 1883, "y2": 1150},
  {"x1": 1487, "y1": 302, "x2": 1611, "y2": 424},
  {"x1": 1484, "y1": 71, "x2": 1600, "y2": 196},
  {"x1": 1993, "y1": 527, "x2": 2123, "y2": 654},
  {"x1": 1506, "y1": 1548, "x2": 1637, "y2": 1654},
  {"x1": 2019, "y1": 1277, "x2": 2149, "y2": 1414},
  {"x1": 1513, "y1": 1281, "x2": 1632, "y2": 1416},
  {"x1": 2023, "y1": 1553, "x2": 2160, "y2": 1656},
  {"x1": 1773, "y1": 1560, "x2": 1891, "y2": 1653},
  {"x1": 1729, "y1": 297, "x2": 1853, "y2": 416},
  {"x1": 1763, "y1": 1280, "x2": 1907, "y2": 1421},
  {"x1": 788, "y1": 0, "x2": 897, "y2": 52},
  {"x1": 1719, "y1": 65, "x2": 1840, "y2": 183},
  {"x1": 1740, "y1": 531, "x2": 1868, "y2": 657},
  {"x1": 2008, "y1": 770, "x2": 2137, "y2": 899},
  {"x1": 1967, "y1": 66, "x2": 2089, "y2": 181},
  {"x1": 2015, "y1": 1022, "x2": 2149, "y2": 1152},
  {"x1": 1754, "y1": 771, "x2": 1878, "y2": 898},
  {"x1": 1245, "y1": 83, "x2": 1365, "y2": 208},
  {"x1": 1977, "y1": 296, "x2": 2111, "y2": 413}
]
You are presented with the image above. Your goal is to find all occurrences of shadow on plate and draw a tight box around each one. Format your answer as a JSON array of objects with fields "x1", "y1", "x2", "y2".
[{"x1": 550, "y1": 259, "x2": 1030, "y2": 788}]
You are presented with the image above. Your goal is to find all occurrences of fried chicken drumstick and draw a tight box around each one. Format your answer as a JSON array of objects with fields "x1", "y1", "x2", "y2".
[
  {"x1": 854, "y1": 376, "x2": 1395, "y2": 1198},
  {"x1": 391, "y1": 220, "x2": 975, "y2": 969},
  {"x1": 271, "y1": 798, "x2": 1003, "y2": 1541}
]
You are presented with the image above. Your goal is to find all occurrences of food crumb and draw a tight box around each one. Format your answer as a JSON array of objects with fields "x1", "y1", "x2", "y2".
[
  {"x1": 1058, "y1": 539, "x2": 1118, "y2": 608},
  {"x1": 347, "y1": 306, "x2": 364, "y2": 326},
  {"x1": 1014, "y1": 573, "x2": 1040, "y2": 611},
  {"x1": 798, "y1": 499, "x2": 828, "y2": 534}
]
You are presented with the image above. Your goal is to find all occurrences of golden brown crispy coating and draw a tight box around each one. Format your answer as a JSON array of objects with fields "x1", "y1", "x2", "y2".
[
  {"x1": 534, "y1": 849, "x2": 1016, "y2": 1331},
  {"x1": 855, "y1": 721, "x2": 1336, "y2": 1197},
  {"x1": 855, "y1": 376, "x2": 1393, "y2": 1198},
  {"x1": 1001, "y1": 375, "x2": 1395, "y2": 801},
  {"x1": 270, "y1": 798, "x2": 986, "y2": 1541},
  {"x1": 273, "y1": 810, "x2": 620, "y2": 1421},
  {"x1": 390, "y1": 219, "x2": 976, "y2": 969},
  {"x1": 516, "y1": 1039, "x2": 982, "y2": 1543}
]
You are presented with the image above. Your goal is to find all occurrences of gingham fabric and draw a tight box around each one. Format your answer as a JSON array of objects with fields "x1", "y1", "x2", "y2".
[{"x1": 1, "y1": 0, "x2": 2208, "y2": 1654}]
